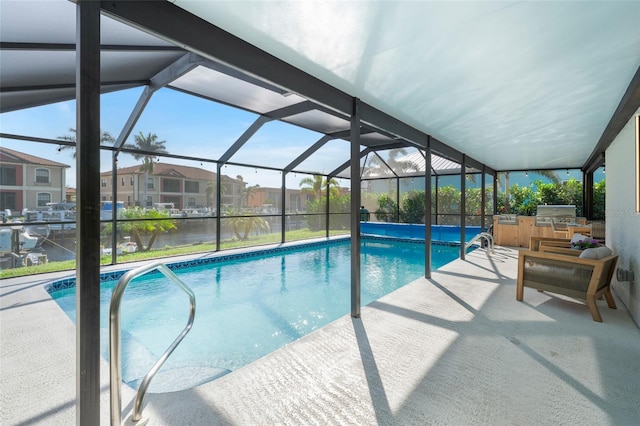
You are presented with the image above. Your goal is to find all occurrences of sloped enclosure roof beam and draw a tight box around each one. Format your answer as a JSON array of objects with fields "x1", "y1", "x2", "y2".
[
  {"x1": 264, "y1": 100, "x2": 316, "y2": 120},
  {"x1": 358, "y1": 151, "x2": 401, "y2": 180},
  {"x1": 218, "y1": 101, "x2": 317, "y2": 164},
  {"x1": 218, "y1": 116, "x2": 271, "y2": 164},
  {"x1": 114, "y1": 52, "x2": 196, "y2": 151},
  {"x1": 328, "y1": 136, "x2": 404, "y2": 179},
  {"x1": 283, "y1": 135, "x2": 335, "y2": 173},
  {"x1": 193, "y1": 57, "x2": 291, "y2": 96},
  {"x1": 328, "y1": 147, "x2": 373, "y2": 179}
]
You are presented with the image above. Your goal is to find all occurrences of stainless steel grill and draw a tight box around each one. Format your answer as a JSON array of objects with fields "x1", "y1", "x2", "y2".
[{"x1": 535, "y1": 205, "x2": 577, "y2": 226}]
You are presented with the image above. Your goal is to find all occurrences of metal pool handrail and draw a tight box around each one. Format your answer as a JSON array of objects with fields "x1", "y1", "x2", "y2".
[
  {"x1": 464, "y1": 232, "x2": 495, "y2": 255},
  {"x1": 109, "y1": 262, "x2": 196, "y2": 426}
]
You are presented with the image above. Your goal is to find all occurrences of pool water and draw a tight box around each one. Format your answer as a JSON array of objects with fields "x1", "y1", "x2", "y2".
[{"x1": 51, "y1": 238, "x2": 461, "y2": 391}]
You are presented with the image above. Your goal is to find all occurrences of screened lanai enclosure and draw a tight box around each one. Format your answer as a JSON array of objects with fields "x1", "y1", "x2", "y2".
[
  {"x1": 1, "y1": 5, "x2": 498, "y2": 423},
  {"x1": 1, "y1": 0, "x2": 498, "y2": 275},
  {"x1": 3, "y1": 2, "x2": 636, "y2": 425}
]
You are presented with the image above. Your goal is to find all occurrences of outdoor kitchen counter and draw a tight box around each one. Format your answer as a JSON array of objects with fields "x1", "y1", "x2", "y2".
[{"x1": 493, "y1": 215, "x2": 587, "y2": 247}]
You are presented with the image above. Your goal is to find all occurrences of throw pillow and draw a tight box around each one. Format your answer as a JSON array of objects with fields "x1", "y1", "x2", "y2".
[
  {"x1": 571, "y1": 233, "x2": 586, "y2": 244},
  {"x1": 579, "y1": 246, "x2": 612, "y2": 260}
]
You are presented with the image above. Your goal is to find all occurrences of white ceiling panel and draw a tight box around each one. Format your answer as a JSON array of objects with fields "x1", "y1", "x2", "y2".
[
  {"x1": 175, "y1": 0, "x2": 640, "y2": 171},
  {"x1": 1, "y1": 0, "x2": 638, "y2": 174}
]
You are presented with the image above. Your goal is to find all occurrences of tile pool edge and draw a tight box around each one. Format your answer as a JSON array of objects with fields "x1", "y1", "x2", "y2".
[{"x1": 44, "y1": 235, "x2": 461, "y2": 294}]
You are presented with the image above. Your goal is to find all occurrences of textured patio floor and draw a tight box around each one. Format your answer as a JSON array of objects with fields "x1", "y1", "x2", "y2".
[{"x1": 2, "y1": 245, "x2": 639, "y2": 425}]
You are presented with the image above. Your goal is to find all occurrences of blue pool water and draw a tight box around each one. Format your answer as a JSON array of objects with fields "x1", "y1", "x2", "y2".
[{"x1": 49, "y1": 238, "x2": 461, "y2": 391}]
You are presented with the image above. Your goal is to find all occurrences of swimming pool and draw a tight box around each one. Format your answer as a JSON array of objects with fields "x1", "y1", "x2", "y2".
[{"x1": 48, "y1": 237, "x2": 462, "y2": 392}]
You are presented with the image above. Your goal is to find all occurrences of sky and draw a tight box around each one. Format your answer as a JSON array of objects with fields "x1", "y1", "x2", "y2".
[
  {"x1": 0, "y1": 87, "x2": 353, "y2": 190},
  {"x1": 0, "y1": 86, "x2": 604, "y2": 192}
]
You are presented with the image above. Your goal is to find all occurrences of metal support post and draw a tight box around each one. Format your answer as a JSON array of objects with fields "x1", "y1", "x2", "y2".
[
  {"x1": 350, "y1": 98, "x2": 361, "y2": 318},
  {"x1": 325, "y1": 179, "x2": 330, "y2": 237},
  {"x1": 281, "y1": 172, "x2": 286, "y2": 242},
  {"x1": 583, "y1": 170, "x2": 594, "y2": 219},
  {"x1": 460, "y1": 155, "x2": 466, "y2": 260},
  {"x1": 396, "y1": 178, "x2": 400, "y2": 222},
  {"x1": 111, "y1": 154, "x2": 118, "y2": 264},
  {"x1": 76, "y1": 1, "x2": 101, "y2": 424},
  {"x1": 435, "y1": 177, "x2": 439, "y2": 225},
  {"x1": 481, "y1": 166, "x2": 486, "y2": 231},
  {"x1": 425, "y1": 136, "x2": 432, "y2": 278},
  {"x1": 216, "y1": 163, "x2": 222, "y2": 251}
]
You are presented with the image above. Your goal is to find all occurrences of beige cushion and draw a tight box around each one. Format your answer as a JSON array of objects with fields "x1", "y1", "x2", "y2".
[{"x1": 579, "y1": 246, "x2": 612, "y2": 259}]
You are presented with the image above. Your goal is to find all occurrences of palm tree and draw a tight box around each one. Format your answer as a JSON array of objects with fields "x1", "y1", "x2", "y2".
[
  {"x1": 299, "y1": 175, "x2": 339, "y2": 200},
  {"x1": 230, "y1": 213, "x2": 271, "y2": 240},
  {"x1": 535, "y1": 170, "x2": 561, "y2": 185},
  {"x1": 363, "y1": 148, "x2": 420, "y2": 177},
  {"x1": 241, "y1": 184, "x2": 259, "y2": 208},
  {"x1": 56, "y1": 128, "x2": 115, "y2": 157},
  {"x1": 126, "y1": 132, "x2": 168, "y2": 207},
  {"x1": 105, "y1": 207, "x2": 176, "y2": 252},
  {"x1": 498, "y1": 170, "x2": 560, "y2": 213},
  {"x1": 233, "y1": 175, "x2": 245, "y2": 208},
  {"x1": 206, "y1": 181, "x2": 215, "y2": 208},
  {"x1": 387, "y1": 148, "x2": 416, "y2": 173},
  {"x1": 206, "y1": 179, "x2": 233, "y2": 213}
]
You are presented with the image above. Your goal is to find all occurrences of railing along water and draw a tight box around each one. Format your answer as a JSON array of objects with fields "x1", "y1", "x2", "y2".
[{"x1": 109, "y1": 262, "x2": 196, "y2": 426}]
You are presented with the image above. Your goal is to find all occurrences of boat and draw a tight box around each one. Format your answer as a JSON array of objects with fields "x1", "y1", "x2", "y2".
[
  {"x1": 0, "y1": 223, "x2": 45, "y2": 268},
  {"x1": 100, "y1": 201, "x2": 124, "y2": 220}
]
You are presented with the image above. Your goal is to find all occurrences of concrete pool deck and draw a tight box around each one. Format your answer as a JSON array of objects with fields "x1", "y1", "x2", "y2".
[{"x1": 2, "y1": 245, "x2": 639, "y2": 425}]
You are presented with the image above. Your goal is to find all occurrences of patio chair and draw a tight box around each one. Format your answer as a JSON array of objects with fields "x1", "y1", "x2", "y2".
[
  {"x1": 589, "y1": 221, "x2": 606, "y2": 242},
  {"x1": 550, "y1": 219, "x2": 569, "y2": 238},
  {"x1": 529, "y1": 236, "x2": 571, "y2": 252},
  {"x1": 516, "y1": 247, "x2": 618, "y2": 322},
  {"x1": 531, "y1": 233, "x2": 592, "y2": 256}
]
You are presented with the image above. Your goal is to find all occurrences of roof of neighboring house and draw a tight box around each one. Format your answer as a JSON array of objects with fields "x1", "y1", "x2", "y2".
[
  {"x1": 102, "y1": 162, "x2": 242, "y2": 183},
  {"x1": 0, "y1": 146, "x2": 70, "y2": 168}
]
